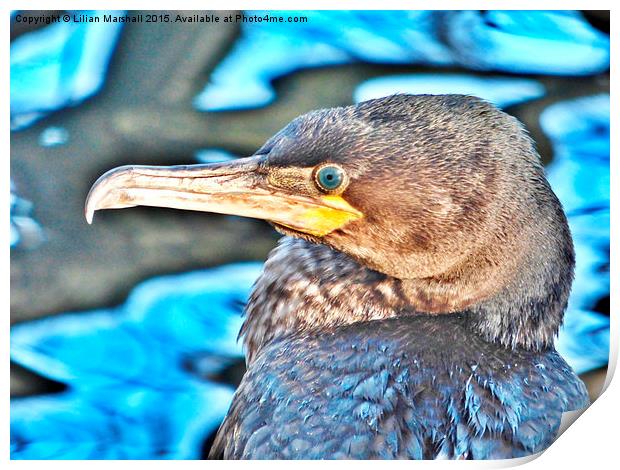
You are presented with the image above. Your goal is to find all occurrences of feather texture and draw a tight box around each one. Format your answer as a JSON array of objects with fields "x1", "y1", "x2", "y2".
[{"x1": 211, "y1": 314, "x2": 588, "y2": 459}]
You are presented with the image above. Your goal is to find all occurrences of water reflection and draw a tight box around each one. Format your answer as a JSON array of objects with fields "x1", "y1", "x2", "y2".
[
  {"x1": 39, "y1": 126, "x2": 70, "y2": 147},
  {"x1": 195, "y1": 11, "x2": 608, "y2": 111},
  {"x1": 11, "y1": 264, "x2": 260, "y2": 459},
  {"x1": 195, "y1": 149, "x2": 237, "y2": 164},
  {"x1": 354, "y1": 74, "x2": 545, "y2": 108},
  {"x1": 10, "y1": 10, "x2": 122, "y2": 129},
  {"x1": 10, "y1": 180, "x2": 44, "y2": 249},
  {"x1": 542, "y1": 94, "x2": 610, "y2": 373}
]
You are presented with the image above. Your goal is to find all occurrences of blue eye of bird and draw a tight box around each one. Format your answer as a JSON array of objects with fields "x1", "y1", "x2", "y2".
[{"x1": 315, "y1": 165, "x2": 345, "y2": 192}]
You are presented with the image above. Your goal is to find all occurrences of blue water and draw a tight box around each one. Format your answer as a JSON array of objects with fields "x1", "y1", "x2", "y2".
[
  {"x1": 354, "y1": 74, "x2": 546, "y2": 108},
  {"x1": 10, "y1": 10, "x2": 609, "y2": 460},
  {"x1": 11, "y1": 265, "x2": 260, "y2": 459},
  {"x1": 10, "y1": 10, "x2": 122, "y2": 129},
  {"x1": 195, "y1": 148, "x2": 236, "y2": 164},
  {"x1": 543, "y1": 95, "x2": 610, "y2": 374},
  {"x1": 194, "y1": 10, "x2": 609, "y2": 111},
  {"x1": 10, "y1": 180, "x2": 44, "y2": 249}
]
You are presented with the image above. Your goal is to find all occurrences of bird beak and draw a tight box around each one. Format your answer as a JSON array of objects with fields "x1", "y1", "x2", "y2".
[{"x1": 85, "y1": 156, "x2": 362, "y2": 237}]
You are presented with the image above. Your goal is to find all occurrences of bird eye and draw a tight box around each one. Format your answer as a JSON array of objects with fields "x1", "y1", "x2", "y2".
[{"x1": 314, "y1": 165, "x2": 346, "y2": 193}]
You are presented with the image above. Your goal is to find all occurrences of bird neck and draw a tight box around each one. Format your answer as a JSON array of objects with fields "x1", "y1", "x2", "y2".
[
  {"x1": 240, "y1": 237, "x2": 407, "y2": 363},
  {"x1": 241, "y1": 222, "x2": 573, "y2": 363},
  {"x1": 462, "y1": 214, "x2": 575, "y2": 351}
]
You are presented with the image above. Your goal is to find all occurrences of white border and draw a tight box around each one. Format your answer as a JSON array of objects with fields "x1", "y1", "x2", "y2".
[{"x1": 5, "y1": 2, "x2": 617, "y2": 467}]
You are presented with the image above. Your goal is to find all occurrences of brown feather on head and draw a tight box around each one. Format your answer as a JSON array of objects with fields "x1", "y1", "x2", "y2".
[{"x1": 85, "y1": 94, "x2": 574, "y2": 359}]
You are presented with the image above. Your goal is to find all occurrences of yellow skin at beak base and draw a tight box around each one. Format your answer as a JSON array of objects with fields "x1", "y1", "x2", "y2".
[{"x1": 280, "y1": 195, "x2": 363, "y2": 237}]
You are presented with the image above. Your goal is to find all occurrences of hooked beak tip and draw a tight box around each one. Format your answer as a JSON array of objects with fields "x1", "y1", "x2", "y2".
[
  {"x1": 84, "y1": 164, "x2": 137, "y2": 225},
  {"x1": 84, "y1": 183, "x2": 102, "y2": 225}
]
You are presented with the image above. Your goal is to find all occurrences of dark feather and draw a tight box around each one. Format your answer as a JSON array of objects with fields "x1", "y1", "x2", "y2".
[{"x1": 211, "y1": 315, "x2": 587, "y2": 459}]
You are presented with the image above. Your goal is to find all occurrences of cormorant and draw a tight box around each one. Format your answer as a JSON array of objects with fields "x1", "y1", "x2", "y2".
[{"x1": 85, "y1": 94, "x2": 589, "y2": 459}]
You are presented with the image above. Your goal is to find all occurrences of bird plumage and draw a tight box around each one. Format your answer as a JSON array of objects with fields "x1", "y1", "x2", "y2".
[
  {"x1": 85, "y1": 94, "x2": 589, "y2": 460},
  {"x1": 211, "y1": 312, "x2": 587, "y2": 459},
  {"x1": 210, "y1": 237, "x2": 587, "y2": 459}
]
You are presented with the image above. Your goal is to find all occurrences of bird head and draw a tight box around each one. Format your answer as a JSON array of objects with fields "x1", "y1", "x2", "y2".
[{"x1": 86, "y1": 95, "x2": 573, "y2": 350}]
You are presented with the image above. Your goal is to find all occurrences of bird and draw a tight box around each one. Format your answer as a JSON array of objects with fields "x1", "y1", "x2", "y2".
[{"x1": 85, "y1": 94, "x2": 589, "y2": 459}]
